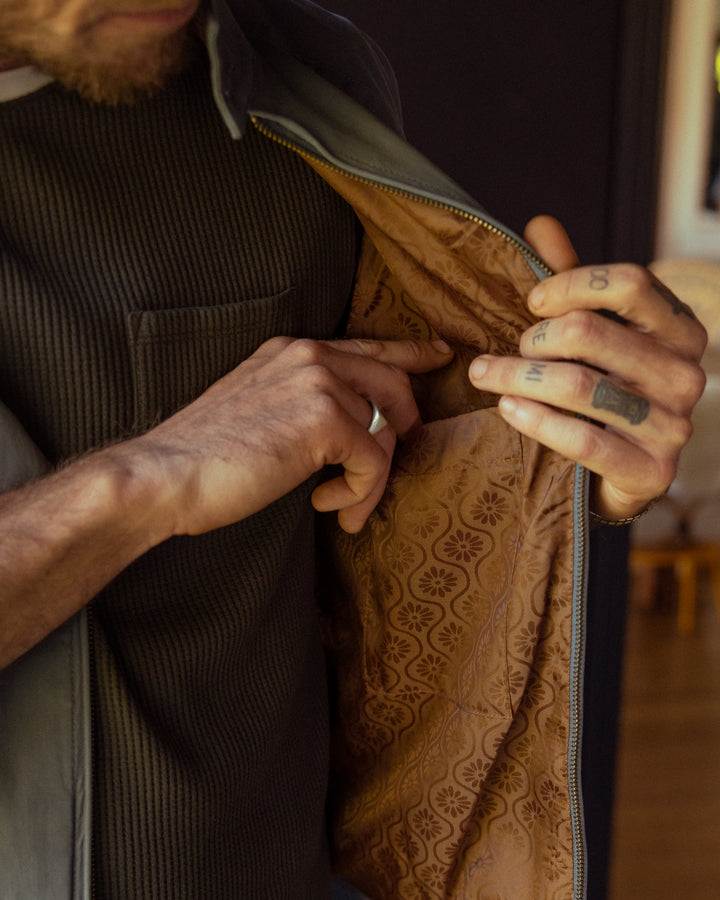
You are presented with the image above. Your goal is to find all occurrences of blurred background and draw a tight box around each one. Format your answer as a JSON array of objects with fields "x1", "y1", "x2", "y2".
[{"x1": 318, "y1": 1, "x2": 720, "y2": 896}]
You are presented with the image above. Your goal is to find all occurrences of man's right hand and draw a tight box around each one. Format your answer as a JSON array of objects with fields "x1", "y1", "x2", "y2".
[
  {"x1": 0, "y1": 336, "x2": 452, "y2": 668},
  {"x1": 131, "y1": 335, "x2": 454, "y2": 536}
]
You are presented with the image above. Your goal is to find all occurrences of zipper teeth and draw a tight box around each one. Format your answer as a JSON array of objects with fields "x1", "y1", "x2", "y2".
[
  {"x1": 250, "y1": 116, "x2": 553, "y2": 277},
  {"x1": 569, "y1": 463, "x2": 589, "y2": 899},
  {"x1": 255, "y1": 108, "x2": 580, "y2": 878},
  {"x1": 87, "y1": 603, "x2": 97, "y2": 900}
]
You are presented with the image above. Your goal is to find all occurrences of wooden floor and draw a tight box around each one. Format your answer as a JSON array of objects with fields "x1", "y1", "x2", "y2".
[{"x1": 609, "y1": 572, "x2": 720, "y2": 898}]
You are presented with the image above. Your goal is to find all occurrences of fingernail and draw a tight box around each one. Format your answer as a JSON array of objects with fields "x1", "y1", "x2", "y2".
[
  {"x1": 498, "y1": 395, "x2": 518, "y2": 417},
  {"x1": 432, "y1": 339, "x2": 453, "y2": 354},
  {"x1": 528, "y1": 285, "x2": 545, "y2": 312},
  {"x1": 469, "y1": 357, "x2": 489, "y2": 380}
]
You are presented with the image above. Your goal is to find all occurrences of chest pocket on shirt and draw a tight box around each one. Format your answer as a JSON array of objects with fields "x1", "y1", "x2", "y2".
[{"x1": 127, "y1": 287, "x2": 298, "y2": 432}]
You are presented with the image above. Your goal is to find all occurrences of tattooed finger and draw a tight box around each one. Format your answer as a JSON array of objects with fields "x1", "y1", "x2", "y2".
[
  {"x1": 592, "y1": 379, "x2": 650, "y2": 426},
  {"x1": 530, "y1": 320, "x2": 552, "y2": 347},
  {"x1": 649, "y1": 274, "x2": 697, "y2": 320}
]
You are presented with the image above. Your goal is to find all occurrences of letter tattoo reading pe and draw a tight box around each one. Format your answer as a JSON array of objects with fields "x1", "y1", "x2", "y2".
[
  {"x1": 532, "y1": 321, "x2": 551, "y2": 346},
  {"x1": 592, "y1": 379, "x2": 649, "y2": 425}
]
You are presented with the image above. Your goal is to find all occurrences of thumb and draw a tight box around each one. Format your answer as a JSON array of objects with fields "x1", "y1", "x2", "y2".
[{"x1": 523, "y1": 215, "x2": 580, "y2": 273}]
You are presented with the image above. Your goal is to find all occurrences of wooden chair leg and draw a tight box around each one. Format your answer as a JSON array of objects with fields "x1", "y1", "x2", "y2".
[
  {"x1": 707, "y1": 549, "x2": 720, "y2": 628},
  {"x1": 675, "y1": 556, "x2": 697, "y2": 635}
]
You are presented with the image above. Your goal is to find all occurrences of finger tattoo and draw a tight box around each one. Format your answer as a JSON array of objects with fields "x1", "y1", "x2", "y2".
[
  {"x1": 650, "y1": 275, "x2": 697, "y2": 319},
  {"x1": 525, "y1": 362, "x2": 548, "y2": 383},
  {"x1": 589, "y1": 267, "x2": 610, "y2": 291},
  {"x1": 592, "y1": 379, "x2": 650, "y2": 425},
  {"x1": 532, "y1": 321, "x2": 551, "y2": 345}
]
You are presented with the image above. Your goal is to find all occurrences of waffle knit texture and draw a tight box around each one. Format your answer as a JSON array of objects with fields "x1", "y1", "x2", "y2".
[{"x1": 0, "y1": 47, "x2": 360, "y2": 898}]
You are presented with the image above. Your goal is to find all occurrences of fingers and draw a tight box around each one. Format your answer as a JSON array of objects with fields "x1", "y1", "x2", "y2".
[
  {"x1": 518, "y1": 313, "x2": 706, "y2": 414},
  {"x1": 147, "y1": 335, "x2": 453, "y2": 537},
  {"x1": 325, "y1": 336, "x2": 454, "y2": 374},
  {"x1": 249, "y1": 336, "x2": 453, "y2": 533},
  {"x1": 470, "y1": 354, "x2": 692, "y2": 454},
  {"x1": 275, "y1": 338, "x2": 452, "y2": 439},
  {"x1": 494, "y1": 397, "x2": 674, "y2": 507},
  {"x1": 311, "y1": 424, "x2": 396, "y2": 533},
  {"x1": 469, "y1": 313, "x2": 704, "y2": 516},
  {"x1": 523, "y1": 215, "x2": 580, "y2": 273},
  {"x1": 467, "y1": 216, "x2": 709, "y2": 520},
  {"x1": 527, "y1": 263, "x2": 707, "y2": 360},
  {"x1": 302, "y1": 339, "x2": 452, "y2": 530},
  {"x1": 252, "y1": 334, "x2": 454, "y2": 375}
]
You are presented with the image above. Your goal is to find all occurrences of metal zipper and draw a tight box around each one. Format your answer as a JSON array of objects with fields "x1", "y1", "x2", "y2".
[
  {"x1": 249, "y1": 116, "x2": 553, "y2": 278},
  {"x1": 252, "y1": 111, "x2": 588, "y2": 894},
  {"x1": 87, "y1": 602, "x2": 97, "y2": 900},
  {"x1": 569, "y1": 462, "x2": 590, "y2": 899}
]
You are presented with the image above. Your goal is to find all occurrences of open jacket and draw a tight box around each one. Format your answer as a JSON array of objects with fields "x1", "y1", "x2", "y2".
[{"x1": 0, "y1": 2, "x2": 590, "y2": 897}]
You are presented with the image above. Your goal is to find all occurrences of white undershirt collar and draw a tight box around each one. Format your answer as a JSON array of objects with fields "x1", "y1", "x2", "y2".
[{"x1": 0, "y1": 66, "x2": 54, "y2": 102}]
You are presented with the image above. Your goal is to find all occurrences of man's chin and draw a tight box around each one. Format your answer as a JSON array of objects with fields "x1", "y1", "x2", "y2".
[{"x1": 43, "y1": 29, "x2": 199, "y2": 106}]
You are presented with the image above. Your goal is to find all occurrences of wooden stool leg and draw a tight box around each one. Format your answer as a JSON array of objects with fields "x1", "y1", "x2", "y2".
[
  {"x1": 631, "y1": 563, "x2": 659, "y2": 610},
  {"x1": 708, "y1": 550, "x2": 720, "y2": 627},
  {"x1": 675, "y1": 556, "x2": 697, "y2": 635}
]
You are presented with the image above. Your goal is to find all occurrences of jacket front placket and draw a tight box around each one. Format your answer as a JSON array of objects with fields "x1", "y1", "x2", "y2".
[{"x1": 213, "y1": 38, "x2": 592, "y2": 900}]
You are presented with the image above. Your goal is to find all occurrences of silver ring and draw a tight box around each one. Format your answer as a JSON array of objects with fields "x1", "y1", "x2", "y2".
[{"x1": 367, "y1": 401, "x2": 388, "y2": 435}]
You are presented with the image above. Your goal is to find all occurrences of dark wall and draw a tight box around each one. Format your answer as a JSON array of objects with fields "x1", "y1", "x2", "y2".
[{"x1": 320, "y1": 0, "x2": 670, "y2": 264}]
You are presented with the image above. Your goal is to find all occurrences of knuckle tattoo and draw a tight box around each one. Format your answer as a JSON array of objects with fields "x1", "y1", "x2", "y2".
[
  {"x1": 531, "y1": 320, "x2": 551, "y2": 346},
  {"x1": 524, "y1": 362, "x2": 548, "y2": 383},
  {"x1": 592, "y1": 379, "x2": 650, "y2": 426},
  {"x1": 589, "y1": 267, "x2": 611, "y2": 291}
]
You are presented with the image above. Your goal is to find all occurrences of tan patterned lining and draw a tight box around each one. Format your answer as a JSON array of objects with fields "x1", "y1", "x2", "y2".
[{"x1": 313, "y1": 163, "x2": 581, "y2": 899}]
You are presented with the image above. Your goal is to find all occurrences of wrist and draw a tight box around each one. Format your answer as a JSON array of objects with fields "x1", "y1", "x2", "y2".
[
  {"x1": 588, "y1": 481, "x2": 666, "y2": 528},
  {"x1": 91, "y1": 437, "x2": 183, "y2": 548}
]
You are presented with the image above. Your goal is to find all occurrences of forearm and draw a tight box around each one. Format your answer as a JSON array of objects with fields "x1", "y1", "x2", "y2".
[
  {"x1": 0, "y1": 335, "x2": 455, "y2": 669},
  {"x1": 0, "y1": 440, "x2": 175, "y2": 670}
]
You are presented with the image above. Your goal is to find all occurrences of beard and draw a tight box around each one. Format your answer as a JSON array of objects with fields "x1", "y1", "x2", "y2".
[
  {"x1": 0, "y1": 6, "x2": 203, "y2": 106},
  {"x1": 52, "y1": 29, "x2": 200, "y2": 105}
]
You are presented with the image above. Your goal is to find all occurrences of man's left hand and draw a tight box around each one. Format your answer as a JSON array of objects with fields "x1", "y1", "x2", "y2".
[{"x1": 468, "y1": 215, "x2": 708, "y2": 522}]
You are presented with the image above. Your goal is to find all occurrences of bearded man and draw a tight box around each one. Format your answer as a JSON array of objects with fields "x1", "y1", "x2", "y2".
[{"x1": 0, "y1": 2, "x2": 706, "y2": 898}]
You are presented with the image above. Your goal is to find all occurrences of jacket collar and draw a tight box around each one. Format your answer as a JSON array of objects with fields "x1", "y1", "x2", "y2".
[{"x1": 207, "y1": 0, "x2": 402, "y2": 137}]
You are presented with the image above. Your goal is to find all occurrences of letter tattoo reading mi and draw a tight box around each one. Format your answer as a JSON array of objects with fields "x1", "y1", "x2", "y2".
[
  {"x1": 592, "y1": 379, "x2": 649, "y2": 425},
  {"x1": 525, "y1": 363, "x2": 547, "y2": 383}
]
